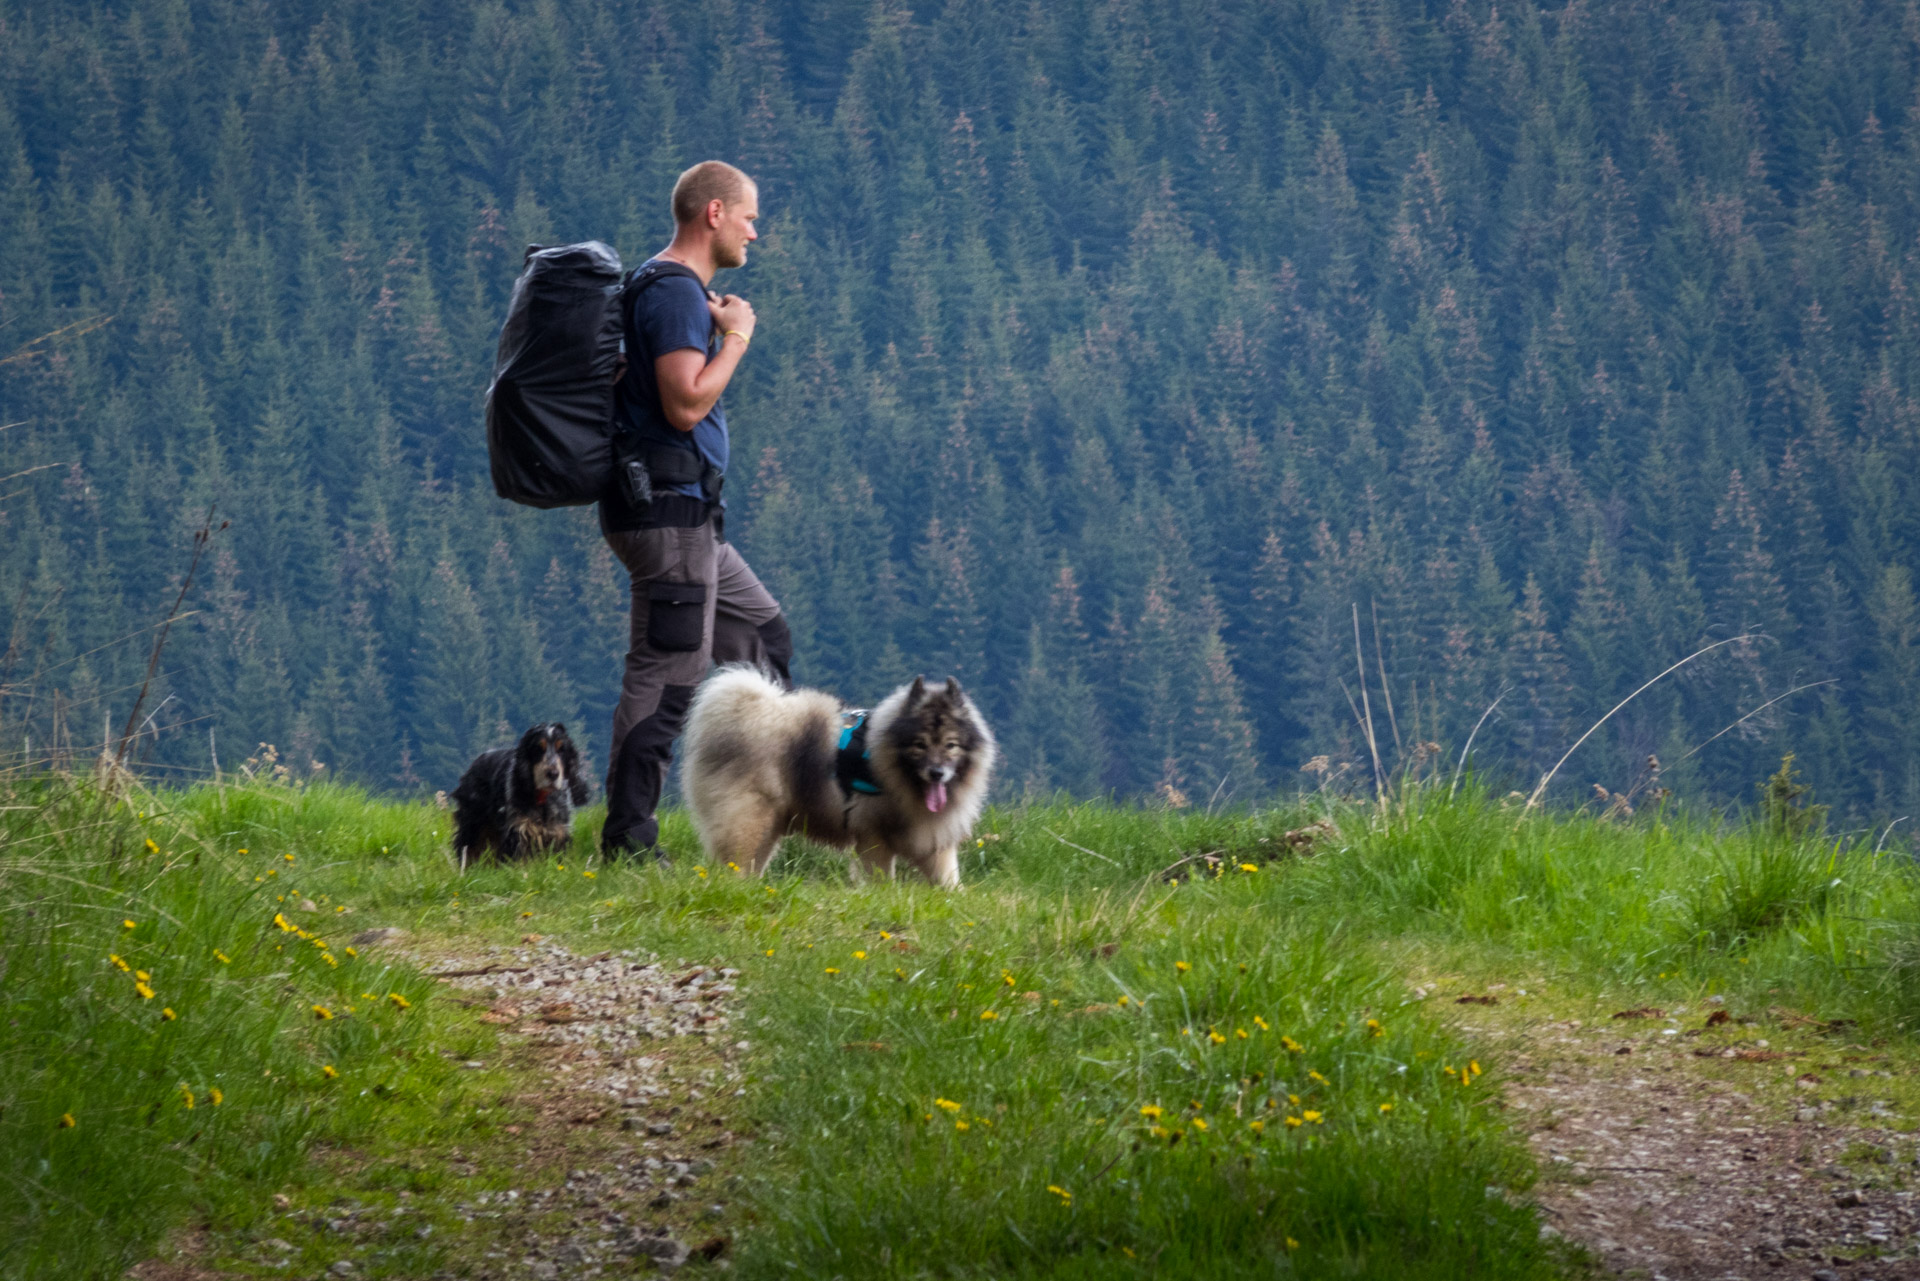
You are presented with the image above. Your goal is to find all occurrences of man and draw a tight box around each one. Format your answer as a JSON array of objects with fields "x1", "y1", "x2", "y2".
[{"x1": 600, "y1": 160, "x2": 793, "y2": 859}]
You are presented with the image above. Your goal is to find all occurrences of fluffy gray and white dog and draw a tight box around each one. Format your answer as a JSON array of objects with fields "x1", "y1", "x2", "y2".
[{"x1": 681, "y1": 666, "x2": 996, "y2": 886}]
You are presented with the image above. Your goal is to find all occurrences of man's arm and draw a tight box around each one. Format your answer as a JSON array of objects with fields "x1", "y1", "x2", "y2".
[{"x1": 655, "y1": 294, "x2": 756, "y2": 432}]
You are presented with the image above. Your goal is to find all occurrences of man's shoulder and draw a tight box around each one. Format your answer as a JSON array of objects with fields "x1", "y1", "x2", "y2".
[{"x1": 633, "y1": 259, "x2": 707, "y2": 307}]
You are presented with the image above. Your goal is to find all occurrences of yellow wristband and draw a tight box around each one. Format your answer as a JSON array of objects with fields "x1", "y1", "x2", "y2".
[{"x1": 722, "y1": 329, "x2": 750, "y2": 349}]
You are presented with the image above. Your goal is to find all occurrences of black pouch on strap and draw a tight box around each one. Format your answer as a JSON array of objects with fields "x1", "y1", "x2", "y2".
[{"x1": 645, "y1": 581, "x2": 708, "y2": 652}]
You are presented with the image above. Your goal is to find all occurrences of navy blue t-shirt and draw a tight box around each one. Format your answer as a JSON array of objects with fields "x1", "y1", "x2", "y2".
[{"x1": 608, "y1": 259, "x2": 728, "y2": 509}]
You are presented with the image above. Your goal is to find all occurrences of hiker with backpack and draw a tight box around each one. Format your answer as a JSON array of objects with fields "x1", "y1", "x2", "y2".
[{"x1": 483, "y1": 160, "x2": 793, "y2": 860}]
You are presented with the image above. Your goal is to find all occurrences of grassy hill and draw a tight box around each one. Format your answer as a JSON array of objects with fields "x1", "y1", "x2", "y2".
[{"x1": 5, "y1": 768, "x2": 1915, "y2": 1278}]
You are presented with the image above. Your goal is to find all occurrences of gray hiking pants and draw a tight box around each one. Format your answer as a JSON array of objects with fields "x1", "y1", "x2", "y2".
[{"x1": 601, "y1": 516, "x2": 792, "y2": 854}]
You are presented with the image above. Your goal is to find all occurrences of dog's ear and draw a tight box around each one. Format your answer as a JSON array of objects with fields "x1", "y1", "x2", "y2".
[
  {"x1": 944, "y1": 677, "x2": 964, "y2": 704},
  {"x1": 906, "y1": 675, "x2": 926, "y2": 706}
]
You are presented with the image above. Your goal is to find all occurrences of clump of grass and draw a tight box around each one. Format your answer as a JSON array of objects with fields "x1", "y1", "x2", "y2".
[{"x1": 0, "y1": 776, "x2": 454, "y2": 1280}]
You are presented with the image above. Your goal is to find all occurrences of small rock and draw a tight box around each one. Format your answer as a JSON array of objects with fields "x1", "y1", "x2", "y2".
[
  {"x1": 1810, "y1": 1271, "x2": 1840, "y2": 1281},
  {"x1": 262, "y1": 1239, "x2": 293, "y2": 1252},
  {"x1": 627, "y1": 1235, "x2": 691, "y2": 1268},
  {"x1": 648, "y1": 1121, "x2": 674, "y2": 1136},
  {"x1": 329, "y1": 1264, "x2": 357, "y2": 1278},
  {"x1": 529, "y1": 1264, "x2": 558, "y2": 1280},
  {"x1": 272, "y1": 1193, "x2": 292, "y2": 1210},
  {"x1": 351, "y1": 926, "x2": 406, "y2": 947},
  {"x1": 650, "y1": 1191, "x2": 679, "y2": 1208},
  {"x1": 1835, "y1": 1189, "x2": 1867, "y2": 1208},
  {"x1": 1784, "y1": 1235, "x2": 1813, "y2": 1248}
]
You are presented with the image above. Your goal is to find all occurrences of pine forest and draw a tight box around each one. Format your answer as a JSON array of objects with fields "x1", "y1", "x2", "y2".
[{"x1": 5, "y1": 0, "x2": 1920, "y2": 824}]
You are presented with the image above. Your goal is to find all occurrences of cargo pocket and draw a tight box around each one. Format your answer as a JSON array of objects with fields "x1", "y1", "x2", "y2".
[{"x1": 645, "y1": 581, "x2": 708, "y2": 652}]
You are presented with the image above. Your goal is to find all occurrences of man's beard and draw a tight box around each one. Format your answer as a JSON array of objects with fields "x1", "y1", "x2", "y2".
[{"x1": 714, "y1": 239, "x2": 747, "y2": 270}]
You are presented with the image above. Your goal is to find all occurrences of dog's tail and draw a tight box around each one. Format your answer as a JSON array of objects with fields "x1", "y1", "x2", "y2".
[{"x1": 690, "y1": 662, "x2": 787, "y2": 719}]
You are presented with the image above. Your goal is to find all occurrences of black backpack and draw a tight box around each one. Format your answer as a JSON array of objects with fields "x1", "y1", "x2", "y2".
[{"x1": 484, "y1": 242, "x2": 701, "y2": 509}]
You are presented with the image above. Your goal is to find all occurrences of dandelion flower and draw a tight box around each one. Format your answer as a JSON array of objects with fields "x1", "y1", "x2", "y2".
[
  {"x1": 1288, "y1": 1094, "x2": 1300, "y2": 1105},
  {"x1": 145, "y1": 839, "x2": 159, "y2": 853},
  {"x1": 272, "y1": 913, "x2": 293, "y2": 933},
  {"x1": 582, "y1": 870, "x2": 595, "y2": 879},
  {"x1": 1117, "y1": 995, "x2": 1130, "y2": 1006},
  {"x1": 521, "y1": 911, "x2": 534, "y2": 919},
  {"x1": 1254, "y1": 1016, "x2": 1269, "y2": 1031},
  {"x1": 1047, "y1": 1184, "x2": 1072, "y2": 1202},
  {"x1": 824, "y1": 967, "x2": 840, "y2": 975},
  {"x1": 695, "y1": 868, "x2": 707, "y2": 879},
  {"x1": 1303, "y1": 1110, "x2": 1323, "y2": 1124},
  {"x1": 1235, "y1": 1028, "x2": 1249, "y2": 1040},
  {"x1": 109, "y1": 954, "x2": 130, "y2": 972},
  {"x1": 59, "y1": 1113, "x2": 75, "y2": 1128},
  {"x1": 135, "y1": 969, "x2": 151, "y2": 981},
  {"x1": 1139, "y1": 1104, "x2": 1164, "y2": 1119},
  {"x1": 344, "y1": 947, "x2": 357, "y2": 958},
  {"x1": 853, "y1": 951, "x2": 867, "y2": 960},
  {"x1": 283, "y1": 854, "x2": 294, "y2": 862},
  {"x1": 1191, "y1": 1117, "x2": 1208, "y2": 1132},
  {"x1": 321, "y1": 1065, "x2": 338, "y2": 1079},
  {"x1": 161, "y1": 1007, "x2": 177, "y2": 1021},
  {"x1": 1379, "y1": 1103, "x2": 1393, "y2": 1114},
  {"x1": 209, "y1": 1089, "x2": 223, "y2": 1106},
  {"x1": 1280, "y1": 1035, "x2": 1303, "y2": 1053},
  {"x1": 1208, "y1": 1029, "x2": 1226, "y2": 1045},
  {"x1": 1286, "y1": 1237, "x2": 1300, "y2": 1250},
  {"x1": 237, "y1": 848, "x2": 248, "y2": 854},
  {"x1": 312, "y1": 1005, "x2": 334, "y2": 1020},
  {"x1": 1239, "y1": 863, "x2": 1259, "y2": 873},
  {"x1": 1174, "y1": 961, "x2": 1190, "y2": 973},
  {"x1": 1249, "y1": 1119, "x2": 1265, "y2": 1133},
  {"x1": 1469, "y1": 1060, "x2": 1481, "y2": 1077},
  {"x1": 321, "y1": 953, "x2": 338, "y2": 967},
  {"x1": 1284, "y1": 1115, "x2": 1303, "y2": 1128},
  {"x1": 765, "y1": 949, "x2": 775, "y2": 957},
  {"x1": 388, "y1": 993, "x2": 411, "y2": 1009},
  {"x1": 180, "y1": 1084, "x2": 194, "y2": 1108},
  {"x1": 134, "y1": 981, "x2": 156, "y2": 1000},
  {"x1": 214, "y1": 950, "x2": 231, "y2": 964},
  {"x1": 1366, "y1": 1018, "x2": 1383, "y2": 1037},
  {"x1": 935, "y1": 1098, "x2": 963, "y2": 1112},
  {"x1": 980, "y1": 1010, "x2": 999, "y2": 1021},
  {"x1": 123, "y1": 919, "x2": 137, "y2": 930},
  {"x1": 879, "y1": 931, "x2": 892, "y2": 940},
  {"x1": 1180, "y1": 1027, "x2": 1191, "y2": 1037},
  {"x1": 1308, "y1": 1070, "x2": 1328, "y2": 1085},
  {"x1": 894, "y1": 968, "x2": 907, "y2": 980}
]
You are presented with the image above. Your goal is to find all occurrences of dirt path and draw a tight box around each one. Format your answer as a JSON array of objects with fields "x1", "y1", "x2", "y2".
[{"x1": 1451, "y1": 988, "x2": 1920, "y2": 1280}]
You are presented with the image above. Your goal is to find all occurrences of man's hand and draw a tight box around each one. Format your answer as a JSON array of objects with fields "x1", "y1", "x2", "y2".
[
  {"x1": 709, "y1": 294, "x2": 756, "y2": 343},
  {"x1": 655, "y1": 294, "x2": 756, "y2": 432}
]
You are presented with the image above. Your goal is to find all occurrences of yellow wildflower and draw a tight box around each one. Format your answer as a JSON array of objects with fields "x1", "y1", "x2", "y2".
[
  {"x1": 1280, "y1": 1035, "x2": 1303, "y2": 1053},
  {"x1": 1235, "y1": 1028, "x2": 1249, "y2": 1040},
  {"x1": 180, "y1": 1084, "x2": 194, "y2": 1108},
  {"x1": 879, "y1": 931, "x2": 893, "y2": 940},
  {"x1": 237, "y1": 848, "x2": 248, "y2": 854},
  {"x1": 1239, "y1": 863, "x2": 1259, "y2": 873},
  {"x1": 582, "y1": 870, "x2": 595, "y2": 879},
  {"x1": 1379, "y1": 1103, "x2": 1393, "y2": 1114},
  {"x1": 122, "y1": 919, "x2": 136, "y2": 930},
  {"x1": 135, "y1": 969, "x2": 151, "y2": 982},
  {"x1": 954, "y1": 1120, "x2": 970, "y2": 1131},
  {"x1": 1191, "y1": 1117, "x2": 1208, "y2": 1132},
  {"x1": 1139, "y1": 1104, "x2": 1164, "y2": 1119},
  {"x1": 321, "y1": 1065, "x2": 338, "y2": 1079},
  {"x1": 1118, "y1": 995, "x2": 1130, "y2": 1006},
  {"x1": 1284, "y1": 1115, "x2": 1303, "y2": 1128},
  {"x1": 1469, "y1": 1060, "x2": 1481, "y2": 1077},
  {"x1": 824, "y1": 967, "x2": 840, "y2": 975},
  {"x1": 311, "y1": 1005, "x2": 333, "y2": 1020},
  {"x1": 1288, "y1": 1094, "x2": 1300, "y2": 1105},
  {"x1": 1286, "y1": 1237, "x2": 1300, "y2": 1250},
  {"x1": 145, "y1": 839, "x2": 159, "y2": 853},
  {"x1": 853, "y1": 951, "x2": 867, "y2": 960},
  {"x1": 695, "y1": 868, "x2": 707, "y2": 879},
  {"x1": 1175, "y1": 961, "x2": 1190, "y2": 973},
  {"x1": 1249, "y1": 1119, "x2": 1265, "y2": 1133},
  {"x1": 1303, "y1": 1110, "x2": 1324, "y2": 1124},
  {"x1": 981, "y1": 1010, "x2": 999, "y2": 1021},
  {"x1": 1047, "y1": 1184, "x2": 1072, "y2": 1202},
  {"x1": 1254, "y1": 1016, "x2": 1269, "y2": 1031},
  {"x1": 521, "y1": 911, "x2": 534, "y2": 918},
  {"x1": 935, "y1": 1098, "x2": 963, "y2": 1112},
  {"x1": 214, "y1": 950, "x2": 231, "y2": 964},
  {"x1": 161, "y1": 1007, "x2": 177, "y2": 1021},
  {"x1": 1366, "y1": 1018, "x2": 1383, "y2": 1037},
  {"x1": 321, "y1": 953, "x2": 338, "y2": 967},
  {"x1": 109, "y1": 954, "x2": 130, "y2": 972},
  {"x1": 209, "y1": 1089, "x2": 223, "y2": 1106},
  {"x1": 344, "y1": 947, "x2": 357, "y2": 958},
  {"x1": 59, "y1": 1113, "x2": 75, "y2": 1128},
  {"x1": 765, "y1": 949, "x2": 775, "y2": 957},
  {"x1": 1308, "y1": 1070, "x2": 1328, "y2": 1085},
  {"x1": 283, "y1": 853, "x2": 294, "y2": 862},
  {"x1": 1208, "y1": 1029, "x2": 1226, "y2": 1045},
  {"x1": 388, "y1": 993, "x2": 411, "y2": 1009},
  {"x1": 134, "y1": 981, "x2": 155, "y2": 1000},
  {"x1": 272, "y1": 913, "x2": 293, "y2": 932}
]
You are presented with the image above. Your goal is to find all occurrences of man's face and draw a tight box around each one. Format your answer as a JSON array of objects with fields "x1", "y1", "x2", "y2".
[{"x1": 710, "y1": 185, "x2": 759, "y2": 270}]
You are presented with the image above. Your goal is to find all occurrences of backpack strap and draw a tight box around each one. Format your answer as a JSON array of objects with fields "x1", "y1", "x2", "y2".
[{"x1": 619, "y1": 259, "x2": 706, "y2": 313}]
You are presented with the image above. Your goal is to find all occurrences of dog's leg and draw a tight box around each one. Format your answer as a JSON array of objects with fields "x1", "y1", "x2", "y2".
[
  {"x1": 712, "y1": 810, "x2": 782, "y2": 876},
  {"x1": 917, "y1": 844, "x2": 962, "y2": 889},
  {"x1": 854, "y1": 847, "x2": 897, "y2": 883}
]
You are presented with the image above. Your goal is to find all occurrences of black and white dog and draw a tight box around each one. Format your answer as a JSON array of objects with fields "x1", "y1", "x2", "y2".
[{"x1": 450, "y1": 723, "x2": 592, "y2": 867}]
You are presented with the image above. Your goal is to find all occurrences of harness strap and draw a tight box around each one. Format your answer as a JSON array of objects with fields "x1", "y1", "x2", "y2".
[{"x1": 836, "y1": 713, "x2": 883, "y2": 796}]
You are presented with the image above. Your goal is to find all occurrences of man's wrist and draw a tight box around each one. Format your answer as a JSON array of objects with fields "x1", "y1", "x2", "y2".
[{"x1": 722, "y1": 329, "x2": 751, "y2": 349}]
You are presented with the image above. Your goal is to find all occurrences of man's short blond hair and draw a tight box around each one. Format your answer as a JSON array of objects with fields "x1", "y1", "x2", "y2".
[{"x1": 671, "y1": 161, "x2": 754, "y2": 225}]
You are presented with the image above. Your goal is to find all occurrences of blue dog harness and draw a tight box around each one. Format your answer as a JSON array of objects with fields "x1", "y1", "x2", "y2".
[{"x1": 836, "y1": 711, "x2": 883, "y2": 796}]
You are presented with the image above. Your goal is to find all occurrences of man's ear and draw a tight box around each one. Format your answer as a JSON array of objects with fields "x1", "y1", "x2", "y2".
[{"x1": 706, "y1": 198, "x2": 726, "y2": 229}]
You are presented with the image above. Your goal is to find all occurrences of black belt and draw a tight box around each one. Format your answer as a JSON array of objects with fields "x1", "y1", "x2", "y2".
[{"x1": 639, "y1": 446, "x2": 723, "y2": 501}]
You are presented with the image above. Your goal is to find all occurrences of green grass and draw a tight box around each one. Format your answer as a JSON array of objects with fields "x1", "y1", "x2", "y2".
[{"x1": 9, "y1": 771, "x2": 1920, "y2": 1278}]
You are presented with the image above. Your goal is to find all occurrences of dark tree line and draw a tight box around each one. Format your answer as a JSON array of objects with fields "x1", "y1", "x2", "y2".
[{"x1": 4, "y1": 0, "x2": 1920, "y2": 822}]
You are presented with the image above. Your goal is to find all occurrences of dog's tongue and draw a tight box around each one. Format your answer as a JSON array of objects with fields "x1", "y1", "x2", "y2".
[{"x1": 926, "y1": 780, "x2": 948, "y2": 813}]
